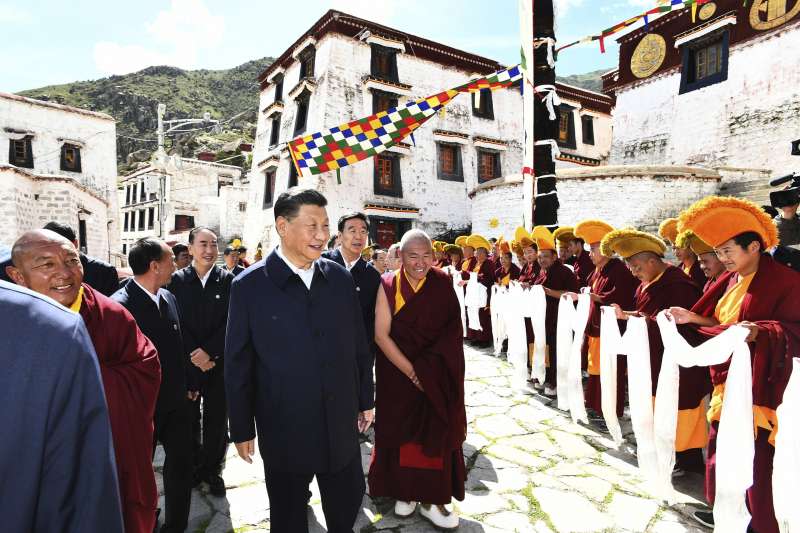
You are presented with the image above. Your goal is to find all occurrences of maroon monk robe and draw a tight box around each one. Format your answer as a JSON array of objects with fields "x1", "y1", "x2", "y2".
[
  {"x1": 494, "y1": 263, "x2": 521, "y2": 286},
  {"x1": 573, "y1": 250, "x2": 594, "y2": 288},
  {"x1": 683, "y1": 258, "x2": 706, "y2": 290},
  {"x1": 467, "y1": 259, "x2": 496, "y2": 343},
  {"x1": 690, "y1": 255, "x2": 800, "y2": 533},
  {"x1": 534, "y1": 260, "x2": 579, "y2": 387},
  {"x1": 518, "y1": 261, "x2": 542, "y2": 358},
  {"x1": 78, "y1": 284, "x2": 161, "y2": 533},
  {"x1": 583, "y1": 258, "x2": 639, "y2": 417},
  {"x1": 634, "y1": 265, "x2": 710, "y2": 471},
  {"x1": 369, "y1": 268, "x2": 467, "y2": 505}
]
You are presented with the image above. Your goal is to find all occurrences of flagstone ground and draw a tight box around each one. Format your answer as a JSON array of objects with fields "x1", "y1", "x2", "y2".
[{"x1": 155, "y1": 344, "x2": 711, "y2": 532}]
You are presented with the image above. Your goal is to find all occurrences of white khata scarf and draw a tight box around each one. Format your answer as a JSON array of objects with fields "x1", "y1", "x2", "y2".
[
  {"x1": 774, "y1": 358, "x2": 800, "y2": 533},
  {"x1": 525, "y1": 284, "x2": 548, "y2": 384},
  {"x1": 464, "y1": 272, "x2": 487, "y2": 332},
  {"x1": 445, "y1": 266, "x2": 467, "y2": 337},
  {"x1": 555, "y1": 293, "x2": 590, "y2": 423}
]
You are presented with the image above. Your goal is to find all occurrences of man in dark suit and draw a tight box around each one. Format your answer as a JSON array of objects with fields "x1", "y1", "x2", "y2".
[
  {"x1": 43, "y1": 221, "x2": 121, "y2": 295},
  {"x1": 0, "y1": 280, "x2": 124, "y2": 533},
  {"x1": 225, "y1": 188, "x2": 374, "y2": 533},
  {"x1": 168, "y1": 227, "x2": 232, "y2": 497},
  {"x1": 223, "y1": 246, "x2": 245, "y2": 276},
  {"x1": 323, "y1": 212, "x2": 381, "y2": 344},
  {"x1": 113, "y1": 237, "x2": 196, "y2": 533}
]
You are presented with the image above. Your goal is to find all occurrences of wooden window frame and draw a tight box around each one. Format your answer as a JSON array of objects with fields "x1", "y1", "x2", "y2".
[
  {"x1": 371, "y1": 89, "x2": 398, "y2": 114},
  {"x1": 139, "y1": 181, "x2": 147, "y2": 202},
  {"x1": 294, "y1": 91, "x2": 310, "y2": 135},
  {"x1": 138, "y1": 209, "x2": 146, "y2": 231},
  {"x1": 370, "y1": 44, "x2": 399, "y2": 83},
  {"x1": 273, "y1": 74, "x2": 284, "y2": 103},
  {"x1": 477, "y1": 149, "x2": 502, "y2": 183},
  {"x1": 174, "y1": 214, "x2": 195, "y2": 232},
  {"x1": 679, "y1": 30, "x2": 729, "y2": 95},
  {"x1": 373, "y1": 154, "x2": 403, "y2": 197},
  {"x1": 270, "y1": 114, "x2": 281, "y2": 147},
  {"x1": 436, "y1": 142, "x2": 463, "y2": 182},
  {"x1": 125, "y1": 186, "x2": 131, "y2": 206},
  {"x1": 9, "y1": 136, "x2": 33, "y2": 169},
  {"x1": 124, "y1": 212, "x2": 130, "y2": 232},
  {"x1": 471, "y1": 89, "x2": 494, "y2": 120},
  {"x1": 147, "y1": 207, "x2": 155, "y2": 230},
  {"x1": 60, "y1": 143, "x2": 82, "y2": 173},
  {"x1": 288, "y1": 163, "x2": 298, "y2": 188},
  {"x1": 298, "y1": 46, "x2": 316, "y2": 79},
  {"x1": 581, "y1": 115, "x2": 595, "y2": 146},
  {"x1": 263, "y1": 169, "x2": 276, "y2": 209},
  {"x1": 556, "y1": 105, "x2": 577, "y2": 150}
]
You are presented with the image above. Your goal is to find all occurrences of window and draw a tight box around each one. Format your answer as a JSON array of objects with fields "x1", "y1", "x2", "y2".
[
  {"x1": 374, "y1": 154, "x2": 402, "y2": 197},
  {"x1": 263, "y1": 169, "x2": 276, "y2": 209},
  {"x1": 581, "y1": 115, "x2": 595, "y2": 145},
  {"x1": 138, "y1": 209, "x2": 145, "y2": 231},
  {"x1": 132, "y1": 183, "x2": 138, "y2": 204},
  {"x1": 174, "y1": 215, "x2": 195, "y2": 232},
  {"x1": 471, "y1": 89, "x2": 494, "y2": 120},
  {"x1": 477, "y1": 149, "x2": 501, "y2": 183},
  {"x1": 78, "y1": 219, "x2": 87, "y2": 253},
  {"x1": 124, "y1": 212, "x2": 130, "y2": 232},
  {"x1": 139, "y1": 181, "x2": 146, "y2": 202},
  {"x1": 274, "y1": 74, "x2": 284, "y2": 103},
  {"x1": 125, "y1": 186, "x2": 131, "y2": 206},
  {"x1": 60, "y1": 144, "x2": 82, "y2": 172},
  {"x1": 437, "y1": 143, "x2": 463, "y2": 181},
  {"x1": 288, "y1": 163, "x2": 298, "y2": 188},
  {"x1": 370, "y1": 44, "x2": 399, "y2": 83},
  {"x1": 238, "y1": 202, "x2": 247, "y2": 212},
  {"x1": 372, "y1": 90, "x2": 398, "y2": 114},
  {"x1": 298, "y1": 46, "x2": 315, "y2": 79},
  {"x1": 147, "y1": 207, "x2": 155, "y2": 230},
  {"x1": 270, "y1": 114, "x2": 281, "y2": 146},
  {"x1": 556, "y1": 105, "x2": 576, "y2": 149},
  {"x1": 130, "y1": 211, "x2": 136, "y2": 231},
  {"x1": 122, "y1": 243, "x2": 127, "y2": 255},
  {"x1": 679, "y1": 31, "x2": 729, "y2": 94},
  {"x1": 294, "y1": 91, "x2": 310, "y2": 135},
  {"x1": 8, "y1": 136, "x2": 33, "y2": 168}
]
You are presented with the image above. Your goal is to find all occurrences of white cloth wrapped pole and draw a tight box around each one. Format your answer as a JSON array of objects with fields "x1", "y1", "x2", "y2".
[
  {"x1": 506, "y1": 284, "x2": 530, "y2": 390},
  {"x1": 656, "y1": 313, "x2": 753, "y2": 532},
  {"x1": 526, "y1": 285, "x2": 548, "y2": 384},
  {"x1": 464, "y1": 273, "x2": 487, "y2": 332},
  {"x1": 774, "y1": 358, "x2": 800, "y2": 533},
  {"x1": 447, "y1": 267, "x2": 467, "y2": 337},
  {"x1": 556, "y1": 295, "x2": 575, "y2": 412}
]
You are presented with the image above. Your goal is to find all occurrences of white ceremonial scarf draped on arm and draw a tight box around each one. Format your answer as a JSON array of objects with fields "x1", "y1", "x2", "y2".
[
  {"x1": 525, "y1": 284, "x2": 548, "y2": 385},
  {"x1": 774, "y1": 358, "x2": 800, "y2": 533},
  {"x1": 446, "y1": 266, "x2": 467, "y2": 337},
  {"x1": 465, "y1": 272, "x2": 486, "y2": 332},
  {"x1": 554, "y1": 293, "x2": 590, "y2": 422},
  {"x1": 506, "y1": 284, "x2": 529, "y2": 390},
  {"x1": 656, "y1": 313, "x2": 752, "y2": 532},
  {"x1": 490, "y1": 285, "x2": 508, "y2": 356}
]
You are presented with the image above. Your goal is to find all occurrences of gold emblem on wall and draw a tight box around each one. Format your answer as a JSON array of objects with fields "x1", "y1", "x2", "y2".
[
  {"x1": 750, "y1": 0, "x2": 800, "y2": 30},
  {"x1": 698, "y1": 2, "x2": 717, "y2": 20},
  {"x1": 630, "y1": 33, "x2": 667, "y2": 79}
]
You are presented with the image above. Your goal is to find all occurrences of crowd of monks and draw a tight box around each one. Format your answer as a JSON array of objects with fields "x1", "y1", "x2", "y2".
[{"x1": 429, "y1": 195, "x2": 799, "y2": 533}]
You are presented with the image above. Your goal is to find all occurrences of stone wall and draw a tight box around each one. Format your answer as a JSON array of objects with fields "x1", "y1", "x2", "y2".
[{"x1": 470, "y1": 176, "x2": 525, "y2": 239}]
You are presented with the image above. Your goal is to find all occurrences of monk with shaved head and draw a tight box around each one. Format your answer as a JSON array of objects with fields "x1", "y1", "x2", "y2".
[{"x1": 7, "y1": 230, "x2": 162, "y2": 533}]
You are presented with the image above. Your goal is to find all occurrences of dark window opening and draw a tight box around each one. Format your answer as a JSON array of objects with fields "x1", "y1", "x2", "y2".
[
  {"x1": 124, "y1": 212, "x2": 130, "y2": 232},
  {"x1": 556, "y1": 105, "x2": 577, "y2": 150},
  {"x1": 60, "y1": 144, "x2": 82, "y2": 172},
  {"x1": 270, "y1": 114, "x2": 281, "y2": 146},
  {"x1": 370, "y1": 44, "x2": 399, "y2": 83},
  {"x1": 263, "y1": 169, "x2": 276, "y2": 209},
  {"x1": 372, "y1": 90, "x2": 398, "y2": 114},
  {"x1": 132, "y1": 183, "x2": 138, "y2": 204},
  {"x1": 139, "y1": 181, "x2": 146, "y2": 202},
  {"x1": 374, "y1": 154, "x2": 402, "y2": 197},
  {"x1": 122, "y1": 243, "x2": 127, "y2": 255},
  {"x1": 477, "y1": 150, "x2": 501, "y2": 183},
  {"x1": 78, "y1": 219, "x2": 87, "y2": 253},
  {"x1": 9, "y1": 136, "x2": 33, "y2": 168},
  {"x1": 288, "y1": 163, "x2": 298, "y2": 188},
  {"x1": 238, "y1": 202, "x2": 247, "y2": 212},
  {"x1": 274, "y1": 74, "x2": 284, "y2": 103},
  {"x1": 437, "y1": 143, "x2": 463, "y2": 181},
  {"x1": 298, "y1": 46, "x2": 316, "y2": 79},
  {"x1": 125, "y1": 186, "x2": 131, "y2": 206},
  {"x1": 147, "y1": 207, "x2": 155, "y2": 230},
  {"x1": 174, "y1": 215, "x2": 195, "y2": 232},
  {"x1": 471, "y1": 89, "x2": 494, "y2": 120},
  {"x1": 138, "y1": 209, "x2": 145, "y2": 231},
  {"x1": 581, "y1": 115, "x2": 595, "y2": 145},
  {"x1": 679, "y1": 30, "x2": 729, "y2": 94},
  {"x1": 294, "y1": 91, "x2": 310, "y2": 135}
]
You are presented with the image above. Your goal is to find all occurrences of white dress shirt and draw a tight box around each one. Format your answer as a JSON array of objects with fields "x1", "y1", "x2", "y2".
[
  {"x1": 275, "y1": 245, "x2": 316, "y2": 290},
  {"x1": 133, "y1": 278, "x2": 161, "y2": 307},
  {"x1": 192, "y1": 261, "x2": 213, "y2": 288}
]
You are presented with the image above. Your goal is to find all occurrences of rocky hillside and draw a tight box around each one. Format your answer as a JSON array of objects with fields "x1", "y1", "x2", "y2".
[
  {"x1": 557, "y1": 69, "x2": 607, "y2": 93},
  {"x1": 17, "y1": 57, "x2": 274, "y2": 173}
]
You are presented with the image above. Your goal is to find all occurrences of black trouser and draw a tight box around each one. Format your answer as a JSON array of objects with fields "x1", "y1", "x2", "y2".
[
  {"x1": 264, "y1": 451, "x2": 365, "y2": 533},
  {"x1": 193, "y1": 363, "x2": 228, "y2": 479},
  {"x1": 153, "y1": 399, "x2": 194, "y2": 533}
]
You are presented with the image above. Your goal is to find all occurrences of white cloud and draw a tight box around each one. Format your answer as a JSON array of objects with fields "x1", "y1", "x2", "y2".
[
  {"x1": 0, "y1": 4, "x2": 32, "y2": 23},
  {"x1": 554, "y1": 0, "x2": 585, "y2": 19},
  {"x1": 93, "y1": 0, "x2": 224, "y2": 75}
]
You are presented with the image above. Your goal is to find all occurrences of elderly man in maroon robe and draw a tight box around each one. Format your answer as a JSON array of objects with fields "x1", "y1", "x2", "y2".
[
  {"x1": 462, "y1": 234, "x2": 495, "y2": 347},
  {"x1": 7, "y1": 230, "x2": 161, "y2": 533},
  {"x1": 602, "y1": 228, "x2": 710, "y2": 475},
  {"x1": 369, "y1": 229, "x2": 466, "y2": 530}
]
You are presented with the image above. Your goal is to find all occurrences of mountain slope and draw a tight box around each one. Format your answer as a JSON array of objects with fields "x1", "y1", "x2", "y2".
[{"x1": 556, "y1": 68, "x2": 608, "y2": 93}]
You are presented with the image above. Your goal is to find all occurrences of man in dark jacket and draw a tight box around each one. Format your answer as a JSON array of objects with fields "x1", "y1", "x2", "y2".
[
  {"x1": 322, "y1": 212, "x2": 381, "y2": 343},
  {"x1": 114, "y1": 237, "x2": 196, "y2": 533},
  {"x1": 168, "y1": 227, "x2": 232, "y2": 496},
  {"x1": 0, "y1": 281, "x2": 124, "y2": 533},
  {"x1": 225, "y1": 188, "x2": 374, "y2": 533},
  {"x1": 43, "y1": 221, "x2": 120, "y2": 295}
]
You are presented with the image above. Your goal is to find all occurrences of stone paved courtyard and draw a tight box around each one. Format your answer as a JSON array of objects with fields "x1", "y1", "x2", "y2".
[{"x1": 156, "y1": 343, "x2": 711, "y2": 532}]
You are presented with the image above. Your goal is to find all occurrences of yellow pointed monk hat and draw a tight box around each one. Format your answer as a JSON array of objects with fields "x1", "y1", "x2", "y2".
[
  {"x1": 531, "y1": 226, "x2": 556, "y2": 252},
  {"x1": 675, "y1": 230, "x2": 714, "y2": 256},
  {"x1": 510, "y1": 239, "x2": 523, "y2": 255},
  {"x1": 432, "y1": 241, "x2": 445, "y2": 253},
  {"x1": 466, "y1": 234, "x2": 491, "y2": 252},
  {"x1": 444, "y1": 243, "x2": 461, "y2": 255},
  {"x1": 499, "y1": 239, "x2": 511, "y2": 255},
  {"x1": 678, "y1": 196, "x2": 778, "y2": 250},
  {"x1": 601, "y1": 228, "x2": 667, "y2": 259},
  {"x1": 553, "y1": 226, "x2": 576, "y2": 244},
  {"x1": 514, "y1": 226, "x2": 534, "y2": 248},
  {"x1": 658, "y1": 218, "x2": 679, "y2": 245},
  {"x1": 574, "y1": 219, "x2": 615, "y2": 245},
  {"x1": 454, "y1": 235, "x2": 468, "y2": 248}
]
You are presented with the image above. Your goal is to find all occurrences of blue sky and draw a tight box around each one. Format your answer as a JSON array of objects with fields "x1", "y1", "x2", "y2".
[{"x1": 1, "y1": 0, "x2": 654, "y2": 93}]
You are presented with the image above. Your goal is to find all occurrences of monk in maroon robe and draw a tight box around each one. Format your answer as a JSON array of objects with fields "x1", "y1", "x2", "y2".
[
  {"x1": 370, "y1": 231, "x2": 466, "y2": 528},
  {"x1": 534, "y1": 246, "x2": 579, "y2": 394},
  {"x1": 8, "y1": 231, "x2": 161, "y2": 533},
  {"x1": 570, "y1": 239, "x2": 595, "y2": 288},
  {"x1": 466, "y1": 245, "x2": 495, "y2": 345},
  {"x1": 518, "y1": 240, "x2": 541, "y2": 373}
]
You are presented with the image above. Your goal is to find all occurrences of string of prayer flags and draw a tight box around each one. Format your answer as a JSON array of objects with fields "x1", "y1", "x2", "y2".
[{"x1": 289, "y1": 65, "x2": 522, "y2": 179}]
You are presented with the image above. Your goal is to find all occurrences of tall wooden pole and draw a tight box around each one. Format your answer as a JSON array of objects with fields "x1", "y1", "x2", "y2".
[{"x1": 532, "y1": 0, "x2": 559, "y2": 227}]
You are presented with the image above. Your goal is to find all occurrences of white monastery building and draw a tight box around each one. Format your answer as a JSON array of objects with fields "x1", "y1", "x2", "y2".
[
  {"x1": 0, "y1": 92, "x2": 120, "y2": 261},
  {"x1": 243, "y1": 9, "x2": 524, "y2": 251}
]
